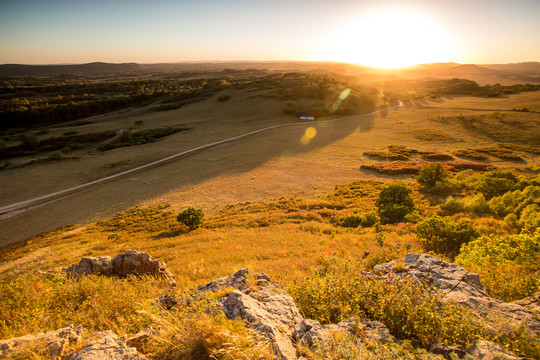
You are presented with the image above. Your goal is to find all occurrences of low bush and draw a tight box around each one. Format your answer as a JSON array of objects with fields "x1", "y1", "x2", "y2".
[
  {"x1": 289, "y1": 257, "x2": 484, "y2": 349},
  {"x1": 440, "y1": 194, "x2": 490, "y2": 215},
  {"x1": 416, "y1": 215, "x2": 480, "y2": 256},
  {"x1": 177, "y1": 207, "x2": 205, "y2": 230},
  {"x1": 456, "y1": 233, "x2": 540, "y2": 301}
]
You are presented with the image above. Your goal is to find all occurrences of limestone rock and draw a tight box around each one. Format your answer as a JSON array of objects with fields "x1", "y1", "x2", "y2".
[
  {"x1": 63, "y1": 332, "x2": 148, "y2": 360},
  {"x1": 63, "y1": 249, "x2": 175, "y2": 284},
  {"x1": 126, "y1": 328, "x2": 155, "y2": 353},
  {"x1": 223, "y1": 289, "x2": 303, "y2": 360},
  {"x1": 374, "y1": 253, "x2": 540, "y2": 334},
  {"x1": 64, "y1": 256, "x2": 112, "y2": 276},
  {"x1": 295, "y1": 316, "x2": 399, "y2": 350},
  {"x1": 466, "y1": 340, "x2": 526, "y2": 360},
  {"x1": 513, "y1": 292, "x2": 540, "y2": 314},
  {"x1": 0, "y1": 325, "x2": 83, "y2": 358},
  {"x1": 196, "y1": 267, "x2": 273, "y2": 294}
]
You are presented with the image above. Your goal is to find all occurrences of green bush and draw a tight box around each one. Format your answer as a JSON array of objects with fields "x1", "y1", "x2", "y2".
[
  {"x1": 360, "y1": 209, "x2": 379, "y2": 227},
  {"x1": 376, "y1": 183, "x2": 414, "y2": 223},
  {"x1": 416, "y1": 215, "x2": 480, "y2": 256},
  {"x1": 440, "y1": 194, "x2": 490, "y2": 215},
  {"x1": 416, "y1": 163, "x2": 449, "y2": 188},
  {"x1": 336, "y1": 210, "x2": 379, "y2": 228},
  {"x1": 475, "y1": 170, "x2": 519, "y2": 199},
  {"x1": 456, "y1": 233, "x2": 540, "y2": 301},
  {"x1": 177, "y1": 207, "x2": 204, "y2": 230},
  {"x1": 289, "y1": 257, "x2": 484, "y2": 349}
]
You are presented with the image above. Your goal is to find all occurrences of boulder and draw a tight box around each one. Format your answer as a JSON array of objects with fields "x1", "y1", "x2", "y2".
[
  {"x1": 0, "y1": 325, "x2": 83, "y2": 358},
  {"x1": 374, "y1": 253, "x2": 540, "y2": 334},
  {"x1": 64, "y1": 256, "x2": 112, "y2": 276},
  {"x1": 64, "y1": 249, "x2": 176, "y2": 284},
  {"x1": 223, "y1": 289, "x2": 302, "y2": 359},
  {"x1": 198, "y1": 268, "x2": 303, "y2": 359},
  {"x1": 63, "y1": 331, "x2": 148, "y2": 360}
]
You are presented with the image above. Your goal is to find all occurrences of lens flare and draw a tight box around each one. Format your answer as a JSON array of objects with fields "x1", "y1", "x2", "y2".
[{"x1": 300, "y1": 126, "x2": 317, "y2": 145}]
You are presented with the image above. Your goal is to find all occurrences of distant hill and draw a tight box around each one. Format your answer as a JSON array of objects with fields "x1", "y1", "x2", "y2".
[
  {"x1": 482, "y1": 62, "x2": 540, "y2": 74},
  {"x1": 0, "y1": 62, "x2": 147, "y2": 76}
]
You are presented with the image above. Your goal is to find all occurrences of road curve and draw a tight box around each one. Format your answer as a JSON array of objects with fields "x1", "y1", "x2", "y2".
[{"x1": 0, "y1": 103, "x2": 401, "y2": 219}]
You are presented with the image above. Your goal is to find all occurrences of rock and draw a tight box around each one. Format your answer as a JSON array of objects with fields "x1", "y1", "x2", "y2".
[
  {"x1": 64, "y1": 256, "x2": 113, "y2": 276},
  {"x1": 223, "y1": 289, "x2": 303, "y2": 360},
  {"x1": 338, "y1": 316, "x2": 400, "y2": 345},
  {"x1": 63, "y1": 332, "x2": 148, "y2": 360},
  {"x1": 430, "y1": 342, "x2": 466, "y2": 359},
  {"x1": 111, "y1": 250, "x2": 175, "y2": 282},
  {"x1": 466, "y1": 340, "x2": 526, "y2": 360},
  {"x1": 196, "y1": 267, "x2": 273, "y2": 294},
  {"x1": 155, "y1": 294, "x2": 178, "y2": 310},
  {"x1": 126, "y1": 328, "x2": 155, "y2": 353},
  {"x1": 295, "y1": 316, "x2": 399, "y2": 350},
  {"x1": 64, "y1": 249, "x2": 175, "y2": 284},
  {"x1": 199, "y1": 268, "x2": 400, "y2": 359},
  {"x1": 374, "y1": 253, "x2": 540, "y2": 334},
  {"x1": 513, "y1": 292, "x2": 540, "y2": 314},
  {"x1": 0, "y1": 325, "x2": 83, "y2": 358}
]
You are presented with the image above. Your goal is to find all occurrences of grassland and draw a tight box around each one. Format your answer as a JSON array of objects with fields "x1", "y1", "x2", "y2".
[{"x1": 1, "y1": 67, "x2": 539, "y2": 358}]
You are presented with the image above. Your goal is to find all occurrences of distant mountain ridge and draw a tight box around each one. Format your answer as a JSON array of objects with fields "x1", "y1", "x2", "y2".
[
  {"x1": 0, "y1": 62, "x2": 147, "y2": 76},
  {"x1": 1, "y1": 61, "x2": 539, "y2": 81}
]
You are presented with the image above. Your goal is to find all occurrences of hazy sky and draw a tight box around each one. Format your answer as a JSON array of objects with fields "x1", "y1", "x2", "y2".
[{"x1": 1, "y1": 0, "x2": 539, "y2": 66}]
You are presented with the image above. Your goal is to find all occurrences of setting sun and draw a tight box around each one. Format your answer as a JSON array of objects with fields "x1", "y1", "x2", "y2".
[{"x1": 328, "y1": 6, "x2": 457, "y2": 68}]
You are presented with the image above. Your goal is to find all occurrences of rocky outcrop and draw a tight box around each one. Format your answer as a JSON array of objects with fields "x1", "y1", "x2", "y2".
[
  {"x1": 63, "y1": 331, "x2": 148, "y2": 360},
  {"x1": 373, "y1": 253, "x2": 540, "y2": 334},
  {"x1": 295, "y1": 315, "x2": 399, "y2": 349},
  {"x1": 196, "y1": 267, "x2": 272, "y2": 294},
  {"x1": 64, "y1": 249, "x2": 175, "y2": 284},
  {"x1": 466, "y1": 340, "x2": 527, "y2": 360},
  {"x1": 0, "y1": 325, "x2": 82, "y2": 358},
  {"x1": 513, "y1": 292, "x2": 540, "y2": 314},
  {"x1": 196, "y1": 268, "x2": 401, "y2": 360},
  {"x1": 198, "y1": 268, "x2": 302, "y2": 359}
]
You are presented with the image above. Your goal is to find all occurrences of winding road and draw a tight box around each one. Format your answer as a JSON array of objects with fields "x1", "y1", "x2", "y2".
[{"x1": 0, "y1": 103, "x2": 401, "y2": 220}]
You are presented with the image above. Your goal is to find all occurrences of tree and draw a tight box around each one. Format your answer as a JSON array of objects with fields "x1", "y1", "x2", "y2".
[
  {"x1": 416, "y1": 163, "x2": 449, "y2": 188},
  {"x1": 177, "y1": 207, "x2": 204, "y2": 230},
  {"x1": 376, "y1": 183, "x2": 414, "y2": 223}
]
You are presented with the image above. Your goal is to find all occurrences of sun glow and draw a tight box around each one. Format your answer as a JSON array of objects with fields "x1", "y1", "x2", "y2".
[{"x1": 327, "y1": 7, "x2": 456, "y2": 69}]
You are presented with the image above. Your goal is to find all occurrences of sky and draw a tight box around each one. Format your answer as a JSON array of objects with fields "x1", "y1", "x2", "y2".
[{"x1": 0, "y1": 0, "x2": 539, "y2": 67}]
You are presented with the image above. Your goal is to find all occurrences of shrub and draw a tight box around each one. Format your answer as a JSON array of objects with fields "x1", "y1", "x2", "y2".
[
  {"x1": 456, "y1": 233, "x2": 540, "y2": 301},
  {"x1": 416, "y1": 215, "x2": 480, "y2": 256},
  {"x1": 475, "y1": 170, "x2": 519, "y2": 199},
  {"x1": 416, "y1": 163, "x2": 449, "y2": 188},
  {"x1": 441, "y1": 194, "x2": 490, "y2": 215},
  {"x1": 177, "y1": 207, "x2": 204, "y2": 230},
  {"x1": 289, "y1": 257, "x2": 484, "y2": 349},
  {"x1": 376, "y1": 183, "x2": 414, "y2": 223},
  {"x1": 360, "y1": 209, "x2": 379, "y2": 227}
]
